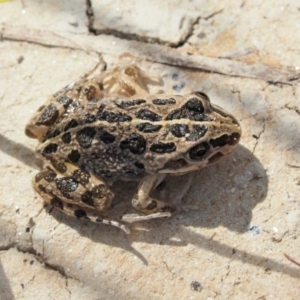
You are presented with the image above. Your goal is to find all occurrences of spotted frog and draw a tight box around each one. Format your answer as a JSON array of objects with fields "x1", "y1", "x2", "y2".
[{"x1": 25, "y1": 64, "x2": 241, "y2": 234}]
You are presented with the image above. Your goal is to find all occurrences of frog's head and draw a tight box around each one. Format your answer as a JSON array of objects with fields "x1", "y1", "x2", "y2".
[{"x1": 156, "y1": 92, "x2": 241, "y2": 174}]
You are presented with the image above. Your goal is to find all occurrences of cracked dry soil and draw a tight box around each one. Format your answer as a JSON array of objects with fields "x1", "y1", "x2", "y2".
[{"x1": 1, "y1": 0, "x2": 300, "y2": 299}]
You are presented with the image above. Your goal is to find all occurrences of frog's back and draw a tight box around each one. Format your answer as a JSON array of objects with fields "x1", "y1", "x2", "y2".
[
  {"x1": 38, "y1": 92, "x2": 241, "y2": 182},
  {"x1": 37, "y1": 94, "x2": 177, "y2": 180}
]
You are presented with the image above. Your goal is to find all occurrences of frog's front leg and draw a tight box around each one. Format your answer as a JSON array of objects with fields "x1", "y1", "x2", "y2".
[
  {"x1": 34, "y1": 162, "x2": 130, "y2": 234},
  {"x1": 123, "y1": 175, "x2": 174, "y2": 223},
  {"x1": 100, "y1": 64, "x2": 149, "y2": 96}
]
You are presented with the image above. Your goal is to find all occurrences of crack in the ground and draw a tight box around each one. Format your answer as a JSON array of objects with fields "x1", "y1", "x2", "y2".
[
  {"x1": 85, "y1": 0, "x2": 178, "y2": 46},
  {"x1": 2, "y1": 243, "x2": 81, "y2": 285},
  {"x1": 171, "y1": 16, "x2": 200, "y2": 48},
  {"x1": 44, "y1": 261, "x2": 81, "y2": 284},
  {"x1": 86, "y1": 0, "x2": 95, "y2": 34},
  {"x1": 24, "y1": 223, "x2": 81, "y2": 284},
  {"x1": 90, "y1": 27, "x2": 173, "y2": 46},
  {"x1": 65, "y1": 277, "x2": 71, "y2": 298},
  {"x1": 0, "y1": 242, "x2": 18, "y2": 252},
  {"x1": 85, "y1": 1, "x2": 222, "y2": 48},
  {"x1": 229, "y1": 85, "x2": 242, "y2": 103},
  {"x1": 287, "y1": 71, "x2": 300, "y2": 81},
  {"x1": 0, "y1": 29, "x2": 89, "y2": 53},
  {"x1": 172, "y1": 8, "x2": 224, "y2": 48},
  {"x1": 203, "y1": 8, "x2": 224, "y2": 20},
  {"x1": 1, "y1": 25, "x2": 298, "y2": 83},
  {"x1": 0, "y1": 217, "x2": 80, "y2": 287},
  {"x1": 284, "y1": 104, "x2": 300, "y2": 115},
  {"x1": 44, "y1": 261, "x2": 68, "y2": 279},
  {"x1": 252, "y1": 122, "x2": 266, "y2": 154}
]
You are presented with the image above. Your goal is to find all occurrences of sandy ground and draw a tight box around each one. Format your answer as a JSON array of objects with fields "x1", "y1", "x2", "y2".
[{"x1": 0, "y1": 1, "x2": 300, "y2": 299}]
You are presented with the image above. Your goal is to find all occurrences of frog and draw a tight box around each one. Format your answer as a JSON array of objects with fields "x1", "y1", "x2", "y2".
[{"x1": 25, "y1": 64, "x2": 241, "y2": 234}]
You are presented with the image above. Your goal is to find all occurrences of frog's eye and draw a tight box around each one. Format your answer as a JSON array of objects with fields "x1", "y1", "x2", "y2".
[
  {"x1": 194, "y1": 92, "x2": 210, "y2": 102},
  {"x1": 187, "y1": 142, "x2": 210, "y2": 160}
]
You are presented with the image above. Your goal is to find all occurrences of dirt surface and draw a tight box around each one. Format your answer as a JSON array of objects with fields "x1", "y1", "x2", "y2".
[{"x1": 1, "y1": 1, "x2": 300, "y2": 299}]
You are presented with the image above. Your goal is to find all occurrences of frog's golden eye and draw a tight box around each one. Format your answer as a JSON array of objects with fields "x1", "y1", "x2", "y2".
[
  {"x1": 187, "y1": 142, "x2": 210, "y2": 160},
  {"x1": 193, "y1": 92, "x2": 210, "y2": 102}
]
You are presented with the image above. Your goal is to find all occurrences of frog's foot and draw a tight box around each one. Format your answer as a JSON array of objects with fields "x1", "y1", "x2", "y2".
[
  {"x1": 49, "y1": 201, "x2": 130, "y2": 234},
  {"x1": 121, "y1": 212, "x2": 171, "y2": 223},
  {"x1": 125, "y1": 173, "x2": 193, "y2": 223},
  {"x1": 131, "y1": 175, "x2": 175, "y2": 216},
  {"x1": 33, "y1": 163, "x2": 130, "y2": 233}
]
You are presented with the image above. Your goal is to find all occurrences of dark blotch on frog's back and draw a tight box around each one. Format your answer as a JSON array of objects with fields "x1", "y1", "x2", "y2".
[
  {"x1": 42, "y1": 143, "x2": 58, "y2": 154},
  {"x1": 136, "y1": 123, "x2": 162, "y2": 133},
  {"x1": 186, "y1": 125, "x2": 208, "y2": 142},
  {"x1": 64, "y1": 119, "x2": 78, "y2": 132},
  {"x1": 36, "y1": 104, "x2": 59, "y2": 126},
  {"x1": 135, "y1": 108, "x2": 162, "y2": 122},
  {"x1": 83, "y1": 113, "x2": 96, "y2": 124},
  {"x1": 62, "y1": 132, "x2": 71, "y2": 144},
  {"x1": 68, "y1": 149, "x2": 81, "y2": 163},
  {"x1": 57, "y1": 95, "x2": 73, "y2": 108},
  {"x1": 170, "y1": 124, "x2": 189, "y2": 137},
  {"x1": 76, "y1": 127, "x2": 96, "y2": 148},
  {"x1": 99, "y1": 131, "x2": 116, "y2": 144},
  {"x1": 152, "y1": 98, "x2": 176, "y2": 105},
  {"x1": 115, "y1": 99, "x2": 146, "y2": 109},
  {"x1": 150, "y1": 142, "x2": 176, "y2": 154},
  {"x1": 97, "y1": 111, "x2": 132, "y2": 123},
  {"x1": 166, "y1": 97, "x2": 212, "y2": 122},
  {"x1": 120, "y1": 133, "x2": 146, "y2": 155}
]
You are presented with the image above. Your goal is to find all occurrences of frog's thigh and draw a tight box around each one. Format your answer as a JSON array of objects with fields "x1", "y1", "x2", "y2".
[
  {"x1": 33, "y1": 163, "x2": 113, "y2": 216},
  {"x1": 34, "y1": 163, "x2": 130, "y2": 233},
  {"x1": 131, "y1": 174, "x2": 175, "y2": 215},
  {"x1": 25, "y1": 58, "x2": 105, "y2": 142}
]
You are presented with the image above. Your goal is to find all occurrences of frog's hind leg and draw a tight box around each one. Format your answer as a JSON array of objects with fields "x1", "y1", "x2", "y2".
[
  {"x1": 33, "y1": 163, "x2": 130, "y2": 234},
  {"x1": 25, "y1": 56, "x2": 106, "y2": 142},
  {"x1": 49, "y1": 201, "x2": 130, "y2": 234}
]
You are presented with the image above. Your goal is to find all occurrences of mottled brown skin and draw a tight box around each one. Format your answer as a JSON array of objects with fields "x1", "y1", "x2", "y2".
[{"x1": 25, "y1": 65, "x2": 241, "y2": 234}]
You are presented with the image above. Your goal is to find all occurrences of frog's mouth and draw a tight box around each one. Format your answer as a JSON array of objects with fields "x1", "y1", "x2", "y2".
[
  {"x1": 158, "y1": 151, "x2": 224, "y2": 174},
  {"x1": 158, "y1": 156, "x2": 220, "y2": 174}
]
